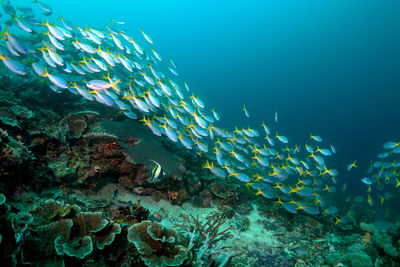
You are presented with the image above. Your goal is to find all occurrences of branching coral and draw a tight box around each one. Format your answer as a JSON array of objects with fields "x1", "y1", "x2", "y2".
[{"x1": 175, "y1": 212, "x2": 234, "y2": 265}]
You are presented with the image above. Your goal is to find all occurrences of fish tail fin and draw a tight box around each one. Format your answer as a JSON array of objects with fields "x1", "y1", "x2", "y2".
[
  {"x1": 39, "y1": 67, "x2": 49, "y2": 77},
  {"x1": 41, "y1": 18, "x2": 49, "y2": 27},
  {"x1": 0, "y1": 26, "x2": 8, "y2": 39},
  {"x1": 94, "y1": 45, "x2": 101, "y2": 52},
  {"x1": 110, "y1": 80, "x2": 120, "y2": 91}
]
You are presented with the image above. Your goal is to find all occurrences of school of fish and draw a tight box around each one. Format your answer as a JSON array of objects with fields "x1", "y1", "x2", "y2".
[{"x1": 0, "y1": 0, "x2": 397, "y2": 225}]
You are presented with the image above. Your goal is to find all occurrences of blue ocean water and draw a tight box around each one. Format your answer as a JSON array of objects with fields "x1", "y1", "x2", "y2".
[{"x1": 10, "y1": 0, "x2": 400, "y2": 196}]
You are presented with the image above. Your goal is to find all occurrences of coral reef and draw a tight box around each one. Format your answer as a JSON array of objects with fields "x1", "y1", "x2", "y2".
[
  {"x1": 1, "y1": 73, "x2": 400, "y2": 267},
  {"x1": 0, "y1": 192, "x2": 150, "y2": 266},
  {"x1": 128, "y1": 220, "x2": 189, "y2": 266}
]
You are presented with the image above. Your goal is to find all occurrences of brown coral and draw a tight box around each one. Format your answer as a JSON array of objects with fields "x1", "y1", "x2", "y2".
[
  {"x1": 127, "y1": 220, "x2": 189, "y2": 266},
  {"x1": 69, "y1": 119, "x2": 87, "y2": 138}
]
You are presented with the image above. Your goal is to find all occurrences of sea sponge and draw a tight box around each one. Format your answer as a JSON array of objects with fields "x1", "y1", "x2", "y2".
[{"x1": 127, "y1": 220, "x2": 189, "y2": 266}]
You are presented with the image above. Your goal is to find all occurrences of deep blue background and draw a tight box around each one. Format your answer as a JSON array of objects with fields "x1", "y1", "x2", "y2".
[{"x1": 17, "y1": 0, "x2": 400, "y2": 193}]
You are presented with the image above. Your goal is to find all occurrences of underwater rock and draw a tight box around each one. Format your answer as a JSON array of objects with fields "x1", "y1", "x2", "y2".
[
  {"x1": 108, "y1": 201, "x2": 149, "y2": 226},
  {"x1": 360, "y1": 222, "x2": 377, "y2": 234},
  {"x1": 294, "y1": 259, "x2": 308, "y2": 267},
  {"x1": 210, "y1": 182, "x2": 239, "y2": 199},
  {"x1": 119, "y1": 175, "x2": 135, "y2": 189},
  {"x1": 150, "y1": 190, "x2": 165, "y2": 202},
  {"x1": 133, "y1": 164, "x2": 150, "y2": 185},
  {"x1": 336, "y1": 215, "x2": 356, "y2": 231},
  {"x1": 231, "y1": 215, "x2": 250, "y2": 232},
  {"x1": 46, "y1": 135, "x2": 137, "y2": 187},
  {"x1": 336, "y1": 242, "x2": 374, "y2": 267},
  {"x1": 235, "y1": 202, "x2": 254, "y2": 216},
  {"x1": 127, "y1": 220, "x2": 189, "y2": 266},
  {"x1": 169, "y1": 189, "x2": 189, "y2": 205},
  {"x1": 196, "y1": 190, "x2": 213, "y2": 208},
  {"x1": 326, "y1": 250, "x2": 374, "y2": 267},
  {"x1": 346, "y1": 252, "x2": 373, "y2": 267},
  {"x1": 133, "y1": 186, "x2": 155, "y2": 195},
  {"x1": 373, "y1": 234, "x2": 392, "y2": 251},
  {"x1": 191, "y1": 195, "x2": 203, "y2": 208},
  {"x1": 383, "y1": 243, "x2": 398, "y2": 257}
]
